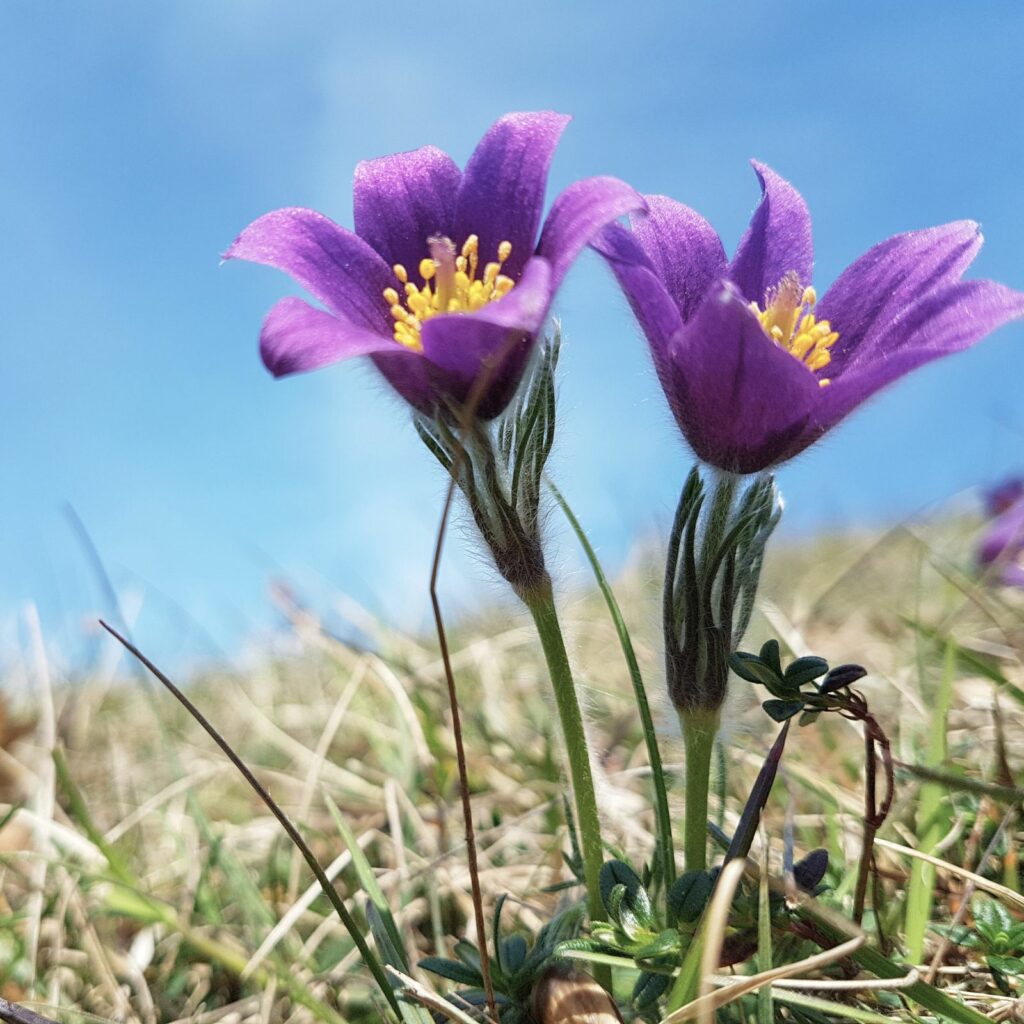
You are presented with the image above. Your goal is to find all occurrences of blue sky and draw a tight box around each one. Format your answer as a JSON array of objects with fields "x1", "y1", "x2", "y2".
[{"x1": 3, "y1": 1, "x2": 1023, "y2": 670}]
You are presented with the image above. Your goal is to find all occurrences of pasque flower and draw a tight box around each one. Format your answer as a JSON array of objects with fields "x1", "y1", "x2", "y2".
[
  {"x1": 226, "y1": 112, "x2": 643, "y2": 419},
  {"x1": 595, "y1": 163, "x2": 1024, "y2": 473}
]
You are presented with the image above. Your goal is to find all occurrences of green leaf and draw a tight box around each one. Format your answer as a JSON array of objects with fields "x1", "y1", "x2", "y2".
[
  {"x1": 599, "y1": 859, "x2": 651, "y2": 925},
  {"x1": 784, "y1": 656, "x2": 830, "y2": 687},
  {"x1": 454, "y1": 940, "x2": 482, "y2": 971},
  {"x1": 731, "y1": 652, "x2": 783, "y2": 688},
  {"x1": 632, "y1": 928, "x2": 681, "y2": 960},
  {"x1": 667, "y1": 869, "x2": 714, "y2": 924},
  {"x1": 418, "y1": 956, "x2": 482, "y2": 987},
  {"x1": 324, "y1": 795, "x2": 408, "y2": 971},
  {"x1": 633, "y1": 970, "x2": 671, "y2": 1009},
  {"x1": 499, "y1": 934, "x2": 528, "y2": 976},
  {"x1": 974, "y1": 896, "x2": 1014, "y2": 940},
  {"x1": 762, "y1": 699, "x2": 805, "y2": 722},
  {"x1": 759, "y1": 639, "x2": 783, "y2": 676},
  {"x1": 987, "y1": 954, "x2": 1024, "y2": 976}
]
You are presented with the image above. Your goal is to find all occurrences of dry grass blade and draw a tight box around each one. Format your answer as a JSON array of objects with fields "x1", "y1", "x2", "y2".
[
  {"x1": 662, "y1": 932, "x2": 865, "y2": 1023},
  {"x1": 875, "y1": 838, "x2": 1024, "y2": 910},
  {"x1": 97, "y1": 620, "x2": 402, "y2": 1017},
  {"x1": 385, "y1": 967, "x2": 490, "y2": 1024}
]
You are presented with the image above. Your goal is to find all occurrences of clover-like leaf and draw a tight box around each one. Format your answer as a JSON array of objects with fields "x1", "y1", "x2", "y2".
[
  {"x1": 759, "y1": 639, "x2": 783, "y2": 676},
  {"x1": 793, "y1": 849, "x2": 829, "y2": 894},
  {"x1": 819, "y1": 663, "x2": 867, "y2": 694},
  {"x1": 668, "y1": 869, "x2": 714, "y2": 924},
  {"x1": 784, "y1": 656, "x2": 830, "y2": 688},
  {"x1": 730, "y1": 651, "x2": 784, "y2": 688},
  {"x1": 762, "y1": 699, "x2": 805, "y2": 722}
]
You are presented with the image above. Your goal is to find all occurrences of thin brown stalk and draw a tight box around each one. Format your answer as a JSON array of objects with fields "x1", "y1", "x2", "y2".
[
  {"x1": 0, "y1": 999, "x2": 65, "y2": 1024},
  {"x1": 427, "y1": 332, "x2": 524, "y2": 1019},
  {"x1": 852, "y1": 709, "x2": 894, "y2": 928}
]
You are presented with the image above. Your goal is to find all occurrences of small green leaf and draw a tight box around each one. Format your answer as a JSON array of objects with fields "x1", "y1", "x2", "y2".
[
  {"x1": 784, "y1": 656, "x2": 830, "y2": 688},
  {"x1": 419, "y1": 956, "x2": 482, "y2": 987},
  {"x1": 731, "y1": 652, "x2": 783, "y2": 688},
  {"x1": 762, "y1": 699, "x2": 805, "y2": 722},
  {"x1": 599, "y1": 859, "x2": 651, "y2": 925},
  {"x1": 633, "y1": 971, "x2": 671, "y2": 1009},
  {"x1": 499, "y1": 934, "x2": 528, "y2": 975},
  {"x1": 793, "y1": 850, "x2": 829, "y2": 894},
  {"x1": 819, "y1": 663, "x2": 867, "y2": 694},
  {"x1": 987, "y1": 954, "x2": 1024, "y2": 977},
  {"x1": 633, "y1": 928, "x2": 681, "y2": 960},
  {"x1": 668, "y1": 870, "x2": 714, "y2": 924},
  {"x1": 759, "y1": 639, "x2": 783, "y2": 676}
]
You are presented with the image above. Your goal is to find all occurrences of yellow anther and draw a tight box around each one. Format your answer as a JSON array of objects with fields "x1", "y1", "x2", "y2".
[
  {"x1": 752, "y1": 272, "x2": 839, "y2": 385},
  {"x1": 381, "y1": 235, "x2": 516, "y2": 350}
]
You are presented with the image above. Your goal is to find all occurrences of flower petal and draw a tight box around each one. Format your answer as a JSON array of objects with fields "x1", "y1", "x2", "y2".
[
  {"x1": 979, "y1": 498, "x2": 1024, "y2": 566},
  {"x1": 729, "y1": 162, "x2": 813, "y2": 305},
  {"x1": 353, "y1": 144, "x2": 461, "y2": 275},
  {"x1": 631, "y1": 195, "x2": 726, "y2": 323},
  {"x1": 417, "y1": 257, "x2": 553, "y2": 417},
  {"x1": 663, "y1": 281, "x2": 821, "y2": 473},
  {"x1": 536, "y1": 176, "x2": 646, "y2": 289},
  {"x1": 816, "y1": 279, "x2": 1024, "y2": 433},
  {"x1": 819, "y1": 221, "x2": 983, "y2": 374},
  {"x1": 225, "y1": 208, "x2": 393, "y2": 332},
  {"x1": 592, "y1": 222, "x2": 684, "y2": 372},
  {"x1": 259, "y1": 297, "x2": 398, "y2": 378},
  {"x1": 453, "y1": 111, "x2": 570, "y2": 280}
]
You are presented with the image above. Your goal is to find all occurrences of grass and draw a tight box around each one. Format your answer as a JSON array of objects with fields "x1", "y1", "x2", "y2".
[{"x1": 1, "y1": 509, "x2": 1023, "y2": 1022}]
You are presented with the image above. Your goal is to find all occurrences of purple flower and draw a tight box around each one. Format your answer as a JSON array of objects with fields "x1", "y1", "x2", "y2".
[
  {"x1": 983, "y1": 477, "x2": 1024, "y2": 517},
  {"x1": 225, "y1": 112, "x2": 643, "y2": 419},
  {"x1": 595, "y1": 163, "x2": 1024, "y2": 474},
  {"x1": 979, "y1": 491, "x2": 1024, "y2": 587}
]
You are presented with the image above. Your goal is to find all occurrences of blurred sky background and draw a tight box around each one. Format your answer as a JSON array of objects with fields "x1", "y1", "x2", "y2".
[{"x1": 3, "y1": 1, "x2": 1024, "y2": 673}]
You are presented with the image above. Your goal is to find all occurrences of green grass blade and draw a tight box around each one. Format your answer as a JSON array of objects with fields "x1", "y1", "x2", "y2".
[
  {"x1": 325, "y1": 794, "x2": 408, "y2": 971},
  {"x1": 772, "y1": 990, "x2": 903, "y2": 1024},
  {"x1": 547, "y1": 479, "x2": 676, "y2": 889}
]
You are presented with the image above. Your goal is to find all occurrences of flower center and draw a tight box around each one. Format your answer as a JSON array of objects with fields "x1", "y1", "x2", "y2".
[
  {"x1": 750, "y1": 272, "x2": 839, "y2": 387},
  {"x1": 383, "y1": 234, "x2": 515, "y2": 351}
]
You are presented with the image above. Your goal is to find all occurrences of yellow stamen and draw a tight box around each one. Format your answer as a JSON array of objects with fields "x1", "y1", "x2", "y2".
[
  {"x1": 383, "y1": 234, "x2": 516, "y2": 351},
  {"x1": 750, "y1": 271, "x2": 839, "y2": 387}
]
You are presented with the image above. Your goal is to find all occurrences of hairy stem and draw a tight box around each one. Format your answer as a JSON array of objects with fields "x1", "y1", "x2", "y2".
[
  {"x1": 682, "y1": 708, "x2": 719, "y2": 872},
  {"x1": 523, "y1": 578, "x2": 605, "y2": 926}
]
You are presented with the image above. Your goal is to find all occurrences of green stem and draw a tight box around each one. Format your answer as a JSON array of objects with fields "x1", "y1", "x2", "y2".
[
  {"x1": 547, "y1": 480, "x2": 675, "y2": 889},
  {"x1": 523, "y1": 578, "x2": 605, "y2": 926},
  {"x1": 681, "y1": 708, "x2": 719, "y2": 871}
]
